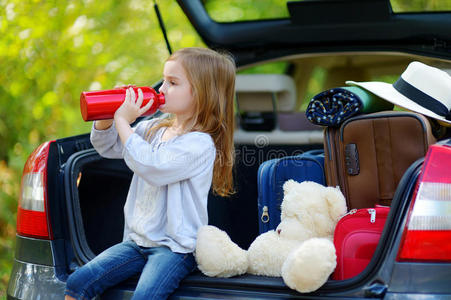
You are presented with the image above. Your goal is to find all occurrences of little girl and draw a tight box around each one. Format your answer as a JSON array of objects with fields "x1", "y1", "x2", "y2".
[{"x1": 65, "y1": 47, "x2": 236, "y2": 300}]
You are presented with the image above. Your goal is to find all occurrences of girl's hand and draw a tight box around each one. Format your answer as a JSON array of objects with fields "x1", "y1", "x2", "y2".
[{"x1": 114, "y1": 87, "x2": 153, "y2": 124}]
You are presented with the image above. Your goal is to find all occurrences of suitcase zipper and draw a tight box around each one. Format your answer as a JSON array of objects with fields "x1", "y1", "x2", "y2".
[
  {"x1": 258, "y1": 163, "x2": 271, "y2": 227},
  {"x1": 261, "y1": 206, "x2": 270, "y2": 223},
  {"x1": 339, "y1": 208, "x2": 378, "y2": 223},
  {"x1": 368, "y1": 208, "x2": 376, "y2": 223},
  {"x1": 339, "y1": 208, "x2": 357, "y2": 220},
  {"x1": 346, "y1": 208, "x2": 357, "y2": 215}
]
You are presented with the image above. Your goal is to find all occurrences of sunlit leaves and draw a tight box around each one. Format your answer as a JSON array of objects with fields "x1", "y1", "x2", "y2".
[
  {"x1": 1, "y1": 0, "x2": 204, "y2": 162},
  {"x1": 0, "y1": 0, "x2": 204, "y2": 291},
  {"x1": 391, "y1": 0, "x2": 451, "y2": 12},
  {"x1": 204, "y1": 0, "x2": 289, "y2": 22}
]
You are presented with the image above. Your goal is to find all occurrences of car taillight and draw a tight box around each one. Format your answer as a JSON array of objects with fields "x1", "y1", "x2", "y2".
[
  {"x1": 397, "y1": 142, "x2": 451, "y2": 262},
  {"x1": 16, "y1": 141, "x2": 54, "y2": 240}
]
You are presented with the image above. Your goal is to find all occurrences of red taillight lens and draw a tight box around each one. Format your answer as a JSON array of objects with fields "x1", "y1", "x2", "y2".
[
  {"x1": 397, "y1": 143, "x2": 451, "y2": 262},
  {"x1": 17, "y1": 141, "x2": 54, "y2": 239}
]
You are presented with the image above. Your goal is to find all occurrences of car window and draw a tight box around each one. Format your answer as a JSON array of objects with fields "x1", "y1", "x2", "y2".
[
  {"x1": 237, "y1": 62, "x2": 289, "y2": 75},
  {"x1": 236, "y1": 54, "x2": 451, "y2": 112},
  {"x1": 391, "y1": 0, "x2": 451, "y2": 13},
  {"x1": 203, "y1": 0, "x2": 289, "y2": 22},
  {"x1": 203, "y1": 0, "x2": 450, "y2": 23}
]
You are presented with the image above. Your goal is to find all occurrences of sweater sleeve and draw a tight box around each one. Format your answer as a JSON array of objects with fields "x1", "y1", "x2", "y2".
[
  {"x1": 122, "y1": 132, "x2": 216, "y2": 186},
  {"x1": 90, "y1": 118, "x2": 160, "y2": 159}
]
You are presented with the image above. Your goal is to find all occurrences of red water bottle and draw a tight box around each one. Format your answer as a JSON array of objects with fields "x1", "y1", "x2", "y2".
[{"x1": 80, "y1": 85, "x2": 165, "y2": 121}]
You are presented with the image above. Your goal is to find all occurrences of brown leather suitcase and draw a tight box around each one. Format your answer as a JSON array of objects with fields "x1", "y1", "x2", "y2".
[{"x1": 324, "y1": 111, "x2": 436, "y2": 209}]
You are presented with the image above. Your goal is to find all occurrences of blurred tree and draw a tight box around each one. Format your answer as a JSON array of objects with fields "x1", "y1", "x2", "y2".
[
  {"x1": 0, "y1": 0, "x2": 204, "y2": 168},
  {"x1": 391, "y1": 0, "x2": 451, "y2": 12},
  {"x1": 204, "y1": 0, "x2": 288, "y2": 22},
  {"x1": 0, "y1": 0, "x2": 204, "y2": 292}
]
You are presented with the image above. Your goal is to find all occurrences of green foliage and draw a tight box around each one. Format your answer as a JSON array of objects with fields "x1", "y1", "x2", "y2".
[
  {"x1": 1, "y1": 0, "x2": 204, "y2": 166},
  {"x1": 0, "y1": 0, "x2": 204, "y2": 294},
  {"x1": 391, "y1": 0, "x2": 451, "y2": 12},
  {"x1": 237, "y1": 61, "x2": 289, "y2": 75},
  {"x1": 204, "y1": 0, "x2": 289, "y2": 22}
]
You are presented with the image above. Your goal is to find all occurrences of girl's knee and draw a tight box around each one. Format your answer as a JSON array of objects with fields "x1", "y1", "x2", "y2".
[
  {"x1": 65, "y1": 271, "x2": 91, "y2": 300},
  {"x1": 65, "y1": 271, "x2": 81, "y2": 294}
]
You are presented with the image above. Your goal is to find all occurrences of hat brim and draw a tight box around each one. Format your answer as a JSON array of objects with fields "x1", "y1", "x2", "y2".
[{"x1": 346, "y1": 80, "x2": 451, "y2": 125}]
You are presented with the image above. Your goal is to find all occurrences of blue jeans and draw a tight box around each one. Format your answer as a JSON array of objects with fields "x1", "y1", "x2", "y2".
[{"x1": 64, "y1": 240, "x2": 196, "y2": 300}]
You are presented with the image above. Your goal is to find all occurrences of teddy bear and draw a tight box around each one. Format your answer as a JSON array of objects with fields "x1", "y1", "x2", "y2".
[{"x1": 194, "y1": 180, "x2": 347, "y2": 293}]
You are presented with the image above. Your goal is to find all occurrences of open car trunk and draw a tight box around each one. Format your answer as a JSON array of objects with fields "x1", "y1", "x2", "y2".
[
  {"x1": 65, "y1": 140, "x2": 323, "y2": 261},
  {"x1": 63, "y1": 132, "x2": 423, "y2": 297}
]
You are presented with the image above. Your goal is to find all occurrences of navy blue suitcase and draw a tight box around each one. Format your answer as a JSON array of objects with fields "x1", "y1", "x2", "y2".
[{"x1": 257, "y1": 149, "x2": 326, "y2": 233}]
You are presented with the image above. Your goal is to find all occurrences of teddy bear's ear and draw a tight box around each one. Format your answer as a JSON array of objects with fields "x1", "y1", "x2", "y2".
[
  {"x1": 283, "y1": 179, "x2": 299, "y2": 196},
  {"x1": 324, "y1": 186, "x2": 348, "y2": 223}
]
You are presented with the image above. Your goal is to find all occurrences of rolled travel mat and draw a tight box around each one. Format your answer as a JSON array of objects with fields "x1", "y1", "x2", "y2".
[{"x1": 306, "y1": 86, "x2": 394, "y2": 127}]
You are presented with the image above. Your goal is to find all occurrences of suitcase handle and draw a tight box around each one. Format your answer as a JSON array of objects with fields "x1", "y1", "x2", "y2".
[{"x1": 303, "y1": 149, "x2": 324, "y2": 156}]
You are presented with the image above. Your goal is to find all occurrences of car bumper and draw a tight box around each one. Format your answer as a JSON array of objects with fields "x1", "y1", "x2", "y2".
[{"x1": 7, "y1": 259, "x2": 66, "y2": 300}]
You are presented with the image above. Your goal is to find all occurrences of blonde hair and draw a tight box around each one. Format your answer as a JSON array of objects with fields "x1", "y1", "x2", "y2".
[{"x1": 147, "y1": 47, "x2": 236, "y2": 197}]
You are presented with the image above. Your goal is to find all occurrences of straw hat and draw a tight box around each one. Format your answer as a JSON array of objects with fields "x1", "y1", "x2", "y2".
[{"x1": 347, "y1": 61, "x2": 451, "y2": 126}]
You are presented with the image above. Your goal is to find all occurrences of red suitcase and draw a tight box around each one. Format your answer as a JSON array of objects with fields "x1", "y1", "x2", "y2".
[{"x1": 333, "y1": 206, "x2": 390, "y2": 280}]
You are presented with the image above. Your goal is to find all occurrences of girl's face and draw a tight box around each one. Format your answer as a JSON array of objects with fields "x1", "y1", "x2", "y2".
[{"x1": 158, "y1": 60, "x2": 195, "y2": 119}]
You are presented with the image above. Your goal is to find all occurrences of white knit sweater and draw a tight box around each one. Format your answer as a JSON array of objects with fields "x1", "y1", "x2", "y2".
[{"x1": 90, "y1": 118, "x2": 216, "y2": 253}]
